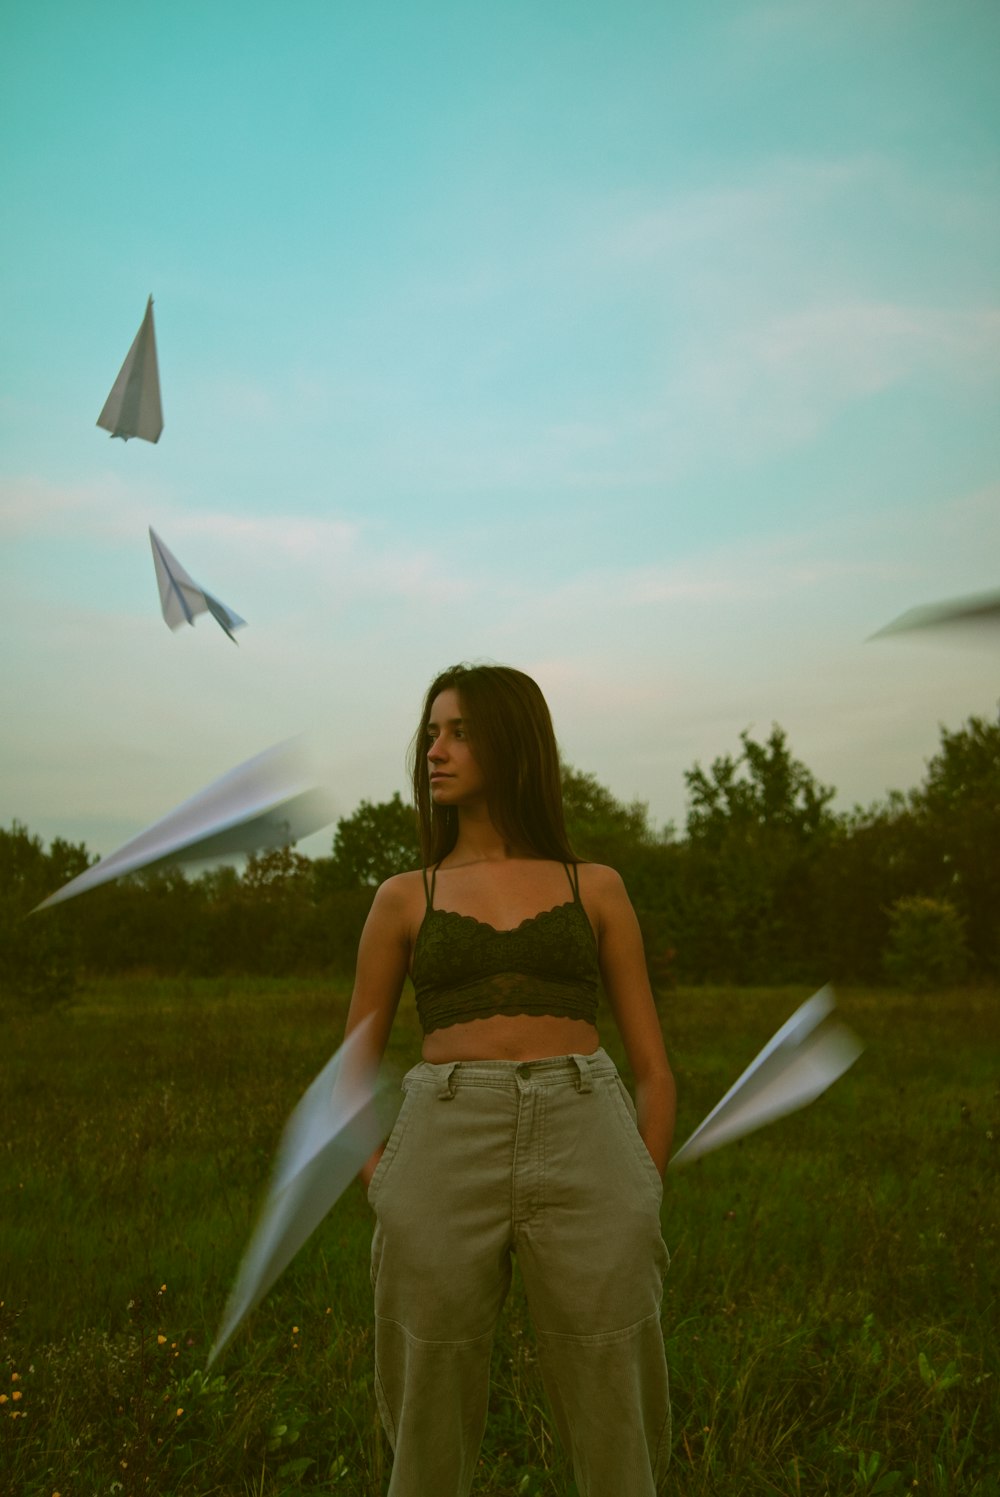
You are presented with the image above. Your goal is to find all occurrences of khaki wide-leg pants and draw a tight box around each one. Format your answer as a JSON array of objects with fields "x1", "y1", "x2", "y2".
[{"x1": 368, "y1": 1049, "x2": 671, "y2": 1496}]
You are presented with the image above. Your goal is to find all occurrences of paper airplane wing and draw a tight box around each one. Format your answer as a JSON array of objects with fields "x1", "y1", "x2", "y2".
[
  {"x1": 208, "y1": 1018, "x2": 386, "y2": 1366},
  {"x1": 869, "y1": 588, "x2": 1000, "y2": 641},
  {"x1": 150, "y1": 527, "x2": 200, "y2": 628},
  {"x1": 149, "y1": 528, "x2": 246, "y2": 640},
  {"x1": 33, "y1": 739, "x2": 334, "y2": 911},
  {"x1": 97, "y1": 295, "x2": 164, "y2": 444},
  {"x1": 670, "y1": 987, "x2": 863, "y2": 1167},
  {"x1": 202, "y1": 591, "x2": 247, "y2": 643}
]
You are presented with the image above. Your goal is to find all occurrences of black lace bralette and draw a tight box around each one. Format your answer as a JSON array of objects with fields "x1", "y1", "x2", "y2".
[{"x1": 411, "y1": 864, "x2": 600, "y2": 1035}]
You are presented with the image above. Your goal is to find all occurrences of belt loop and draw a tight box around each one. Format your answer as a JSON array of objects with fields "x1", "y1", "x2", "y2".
[
  {"x1": 437, "y1": 1062, "x2": 458, "y2": 1100},
  {"x1": 572, "y1": 1054, "x2": 592, "y2": 1093}
]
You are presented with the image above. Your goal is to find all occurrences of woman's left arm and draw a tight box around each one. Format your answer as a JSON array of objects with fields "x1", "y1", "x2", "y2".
[{"x1": 586, "y1": 864, "x2": 676, "y2": 1176}]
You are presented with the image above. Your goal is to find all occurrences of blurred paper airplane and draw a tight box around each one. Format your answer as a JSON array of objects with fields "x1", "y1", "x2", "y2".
[
  {"x1": 150, "y1": 527, "x2": 246, "y2": 643},
  {"x1": 33, "y1": 739, "x2": 334, "y2": 911},
  {"x1": 97, "y1": 295, "x2": 164, "y2": 443},
  {"x1": 868, "y1": 588, "x2": 1000, "y2": 642},
  {"x1": 207, "y1": 1017, "x2": 385, "y2": 1367},
  {"x1": 670, "y1": 986, "x2": 863, "y2": 1167}
]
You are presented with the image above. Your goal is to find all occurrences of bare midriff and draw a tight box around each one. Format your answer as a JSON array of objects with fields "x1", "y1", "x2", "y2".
[{"x1": 421, "y1": 1011, "x2": 601, "y2": 1063}]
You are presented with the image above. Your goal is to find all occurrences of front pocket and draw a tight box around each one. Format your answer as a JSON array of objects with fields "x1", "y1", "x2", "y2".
[
  {"x1": 366, "y1": 1086, "x2": 415, "y2": 1209},
  {"x1": 609, "y1": 1078, "x2": 664, "y2": 1201}
]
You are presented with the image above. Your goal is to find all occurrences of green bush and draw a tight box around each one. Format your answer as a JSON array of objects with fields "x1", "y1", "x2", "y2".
[
  {"x1": 882, "y1": 895, "x2": 970, "y2": 990},
  {"x1": 0, "y1": 821, "x2": 89, "y2": 1010}
]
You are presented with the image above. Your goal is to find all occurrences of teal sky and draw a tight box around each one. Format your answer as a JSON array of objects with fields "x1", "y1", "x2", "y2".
[{"x1": 2, "y1": 0, "x2": 998, "y2": 860}]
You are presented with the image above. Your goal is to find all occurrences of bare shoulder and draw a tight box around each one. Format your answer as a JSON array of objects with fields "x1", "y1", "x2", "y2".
[
  {"x1": 376, "y1": 867, "x2": 425, "y2": 901},
  {"x1": 371, "y1": 868, "x2": 425, "y2": 916},
  {"x1": 574, "y1": 862, "x2": 634, "y2": 933},
  {"x1": 575, "y1": 862, "x2": 628, "y2": 901}
]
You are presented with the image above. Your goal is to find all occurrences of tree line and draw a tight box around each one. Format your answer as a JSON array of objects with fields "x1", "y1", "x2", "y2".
[{"x1": 3, "y1": 709, "x2": 998, "y2": 1008}]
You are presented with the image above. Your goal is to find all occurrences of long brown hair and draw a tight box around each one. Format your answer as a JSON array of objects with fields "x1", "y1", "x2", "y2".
[{"x1": 409, "y1": 663, "x2": 578, "y2": 867}]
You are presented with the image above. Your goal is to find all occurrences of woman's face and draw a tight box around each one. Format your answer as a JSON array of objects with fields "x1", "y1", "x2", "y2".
[{"x1": 426, "y1": 688, "x2": 487, "y2": 808}]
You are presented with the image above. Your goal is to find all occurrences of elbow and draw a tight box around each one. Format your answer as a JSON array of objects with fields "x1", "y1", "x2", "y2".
[{"x1": 634, "y1": 1057, "x2": 675, "y2": 1093}]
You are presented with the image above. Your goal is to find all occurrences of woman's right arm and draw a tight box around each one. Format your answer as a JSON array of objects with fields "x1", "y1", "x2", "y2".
[{"x1": 342, "y1": 874, "x2": 414, "y2": 1190}]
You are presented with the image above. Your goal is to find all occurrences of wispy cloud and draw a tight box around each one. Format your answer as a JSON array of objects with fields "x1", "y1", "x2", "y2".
[
  {"x1": 302, "y1": 153, "x2": 1000, "y2": 496},
  {"x1": 0, "y1": 474, "x2": 144, "y2": 542},
  {"x1": 663, "y1": 298, "x2": 1000, "y2": 458},
  {"x1": 727, "y1": 0, "x2": 935, "y2": 49},
  {"x1": 750, "y1": 302, "x2": 1000, "y2": 394},
  {"x1": 0, "y1": 473, "x2": 475, "y2": 609}
]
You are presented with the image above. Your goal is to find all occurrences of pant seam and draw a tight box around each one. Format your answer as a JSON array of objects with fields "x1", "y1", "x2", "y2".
[
  {"x1": 375, "y1": 1314, "x2": 496, "y2": 1350},
  {"x1": 532, "y1": 1307, "x2": 664, "y2": 1348}
]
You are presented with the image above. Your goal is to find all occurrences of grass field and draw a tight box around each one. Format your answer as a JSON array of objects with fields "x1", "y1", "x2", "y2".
[{"x1": 1, "y1": 978, "x2": 997, "y2": 1496}]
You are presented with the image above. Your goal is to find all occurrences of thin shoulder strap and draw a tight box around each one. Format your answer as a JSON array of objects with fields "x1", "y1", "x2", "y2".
[
  {"x1": 421, "y1": 864, "x2": 438, "y2": 909},
  {"x1": 563, "y1": 862, "x2": 581, "y2": 901}
]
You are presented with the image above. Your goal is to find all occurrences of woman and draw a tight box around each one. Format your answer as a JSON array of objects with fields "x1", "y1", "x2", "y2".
[{"x1": 342, "y1": 663, "x2": 675, "y2": 1497}]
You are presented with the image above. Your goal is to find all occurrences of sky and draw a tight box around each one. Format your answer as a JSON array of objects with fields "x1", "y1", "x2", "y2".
[{"x1": 2, "y1": 0, "x2": 998, "y2": 865}]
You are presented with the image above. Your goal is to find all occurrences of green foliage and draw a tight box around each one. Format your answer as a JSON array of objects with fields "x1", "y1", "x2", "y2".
[
  {"x1": 882, "y1": 896, "x2": 970, "y2": 991},
  {"x1": 560, "y1": 764, "x2": 679, "y2": 988},
  {"x1": 58, "y1": 846, "x2": 376, "y2": 980},
  {"x1": 0, "y1": 821, "x2": 91, "y2": 1009},
  {"x1": 242, "y1": 847, "x2": 314, "y2": 898},
  {"x1": 919, "y1": 710, "x2": 1000, "y2": 817},
  {"x1": 8, "y1": 706, "x2": 1000, "y2": 988},
  {"x1": 814, "y1": 793, "x2": 924, "y2": 984},
  {"x1": 910, "y1": 709, "x2": 1000, "y2": 975},
  {"x1": 918, "y1": 1350, "x2": 962, "y2": 1397},
  {"x1": 325, "y1": 792, "x2": 421, "y2": 889},
  {"x1": 561, "y1": 763, "x2": 662, "y2": 862},
  {"x1": 685, "y1": 725, "x2": 836, "y2": 845},
  {"x1": 236, "y1": 848, "x2": 326, "y2": 974},
  {"x1": 679, "y1": 726, "x2": 837, "y2": 983}
]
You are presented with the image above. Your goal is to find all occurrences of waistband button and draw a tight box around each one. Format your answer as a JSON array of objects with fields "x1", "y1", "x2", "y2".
[{"x1": 516, "y1": 1062, "x2": 531, "y2": 1079}]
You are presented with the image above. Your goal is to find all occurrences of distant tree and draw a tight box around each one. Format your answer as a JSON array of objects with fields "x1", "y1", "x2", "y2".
[
  {"x1": 918, "y1": 710, "x2": 1000, "y2": 819},
  {"x1": 195, "y1": 863, "x2": 243, "y2": 902},
  {"x1": 325, "y1": 793, "x2": 421, "y2": 890},
  {"x1": 685, "y1": 726, "x2": 835, "y2": 846},
  {"x1": 242, "y1": 846, "x2": 314, "y2": 897},
  {"x1": 560, "y1": 764, "x2": 679, "y2": 992},
  {"x1": 909, "y1": 709, "x2": 1000, "y2": 974},
  {"x1": 814, "y1": 792, "x2": 923, "y2": 982},
  {"x1": 680, "y1": 726, "x2": 837, "y2": 982},
  {"x1": 882, "y1": 895, "x2": 969, "y2": 991},
  {"x1": 0, "y1": 822, "x2": 91, "y2": 1008},
  {"x1": 77, "y1": 866, "x2": 204, "y2": 975},
  {"x1": 12, "y1": 708, "x2": 994, "y2": 988},
  {"x1": 561, "y1": 764, "x2": 657, "y2": 858},
  {"x1": 44, "y1": 836, "x2": 93, "y2": 891},
  {"x1": 234, "y1": 847, "x2": 324, "y2": 972}
]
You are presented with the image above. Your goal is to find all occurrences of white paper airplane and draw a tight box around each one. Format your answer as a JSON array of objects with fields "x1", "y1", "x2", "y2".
[
  {"x1": 868, "y1": 588, "x2": 1000, "y2": 642},
  {"x1": 97, "y1": 295, "x2": 164, "y2": 443},
  {"x1": 33, "y1": 739, "x2": 334, "y2": 911},
  {"x1": 149, "y1": 527, "x2": 246, "y2": 643},
  {"x1": 207, "y1": 1017, "x2": 385, "y2": 1367},
  {"x1": 669, "y1": 987, "x2": 863, "y2": 1167}
]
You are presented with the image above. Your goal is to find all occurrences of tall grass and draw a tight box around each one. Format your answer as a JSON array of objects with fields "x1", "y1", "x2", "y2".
[{"x1": 1, "y1": 978, "x2": 997, "y2": 1495}]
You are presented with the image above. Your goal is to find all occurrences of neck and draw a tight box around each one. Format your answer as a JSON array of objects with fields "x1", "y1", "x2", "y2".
[{"x1": 449, "y1": 803, "x2": 527, "y2": 864}]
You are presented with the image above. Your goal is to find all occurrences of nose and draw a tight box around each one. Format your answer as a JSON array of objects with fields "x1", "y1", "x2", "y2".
[{"x1": 428, "y1": 738, "x2": 447, "y2": 765}]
